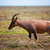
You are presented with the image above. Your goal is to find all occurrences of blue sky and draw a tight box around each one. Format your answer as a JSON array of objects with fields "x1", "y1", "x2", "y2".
[{"x1": 0, "y1": 0, "x2": 50, "y2": 6}]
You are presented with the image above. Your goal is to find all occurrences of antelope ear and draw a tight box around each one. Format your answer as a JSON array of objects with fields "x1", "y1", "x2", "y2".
[{"x1": 16, "y1": 17, "x2": 17, "y2": 20}]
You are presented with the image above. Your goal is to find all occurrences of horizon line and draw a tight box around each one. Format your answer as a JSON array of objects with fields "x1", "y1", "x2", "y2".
[{"x1": 0, "y1": 5, "x2": 50, "y2": 6}]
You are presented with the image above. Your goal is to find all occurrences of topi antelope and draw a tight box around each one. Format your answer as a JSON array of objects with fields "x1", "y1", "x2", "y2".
[{"x1": 8, "y1": 13, "x2": 50, "y2": 48}]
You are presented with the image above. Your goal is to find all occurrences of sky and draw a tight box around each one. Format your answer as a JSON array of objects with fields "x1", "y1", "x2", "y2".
[{"x1": 0, "y1": 0, "x2": 50, "y2": 6}]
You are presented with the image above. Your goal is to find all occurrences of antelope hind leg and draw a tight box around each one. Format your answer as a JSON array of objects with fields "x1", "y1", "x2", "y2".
[
  {"x1": 29, "y1": 25, "x2": 44, "y2": 48},
  {"x1": 35, "y1": 39, "x2": 44, "y2": 48}
]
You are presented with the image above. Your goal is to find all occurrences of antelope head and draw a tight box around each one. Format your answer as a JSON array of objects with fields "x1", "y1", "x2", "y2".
[{"x1": 8, "y1": 13, "x2": 20, "y2": 30}]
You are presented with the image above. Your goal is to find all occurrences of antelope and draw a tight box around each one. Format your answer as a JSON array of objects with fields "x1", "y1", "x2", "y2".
[{"x1": 8, "y1": 13, "x2": 50, "y2": 48}]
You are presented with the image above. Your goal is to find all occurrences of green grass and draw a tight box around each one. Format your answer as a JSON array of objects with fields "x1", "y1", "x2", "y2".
[
  {"x1": 11, "y1": 40, "x2": 14, "y2": 42},
  {"x1": 0, "y1": 29, "x2": 28, "y2": 35},
  {"x1": 44, "y1": 40, "x2": 47, "y2": 43},
  {"x1": 48, "y1": 39, "x2": 50, "y2": 42},
  {"x1": 0, "y1": 48, "x2": 13, "y2": 50},
  {"x1": 24, "y1": 45, "x2": 34, "y2": 49},
  {"x1": 7, "y1": 44, "x2": 35, "y2": 49},
  {"x1": 47, "y1": 37, "x2": 50, "y2": 38},
  {"x1": 7, "y1": 44, "x2": 18, "y2": 48},
  {"x1": 33, "y1": 45, "x2": 39, "y2": 49},
  {"x1": 38, "y1": 40, "x2": 42, "y2": 43}
]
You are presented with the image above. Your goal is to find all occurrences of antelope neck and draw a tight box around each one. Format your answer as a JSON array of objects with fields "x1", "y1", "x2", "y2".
[{"x1": 17, "y1": 20, "x2": 27, "y2": 27}]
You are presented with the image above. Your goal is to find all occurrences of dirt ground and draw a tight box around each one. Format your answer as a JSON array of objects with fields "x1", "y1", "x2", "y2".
[{"x1": 0, "y1": 33, "x2": 50, "y2": 50}]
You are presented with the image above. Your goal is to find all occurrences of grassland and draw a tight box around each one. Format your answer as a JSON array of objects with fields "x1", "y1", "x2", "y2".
[
  {"x1": 0, "y1": 6, "x2": 50, "y2": 50},
  {"x1": 0, "y1": 34, "x2": 50, "y2": 50}
]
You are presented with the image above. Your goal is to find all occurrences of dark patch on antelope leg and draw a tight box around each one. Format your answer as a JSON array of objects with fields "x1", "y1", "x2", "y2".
[
  {"x1": 29, "y1": 25, "x2": 37, "y2": 39},
  {"x1": 46, "y1": 25, "x2": 50, "y2": 30},
  {"x1": 46, "y1": 25, "x2": 50, "y2": 35},
  {"x1": 29, "y1": 33, "x2": 31, "y2": 39}
]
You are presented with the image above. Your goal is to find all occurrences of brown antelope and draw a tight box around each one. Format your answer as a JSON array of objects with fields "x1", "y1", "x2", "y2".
[{"x1": 8, "y1": 13, "x2": 50, "y2": 48}]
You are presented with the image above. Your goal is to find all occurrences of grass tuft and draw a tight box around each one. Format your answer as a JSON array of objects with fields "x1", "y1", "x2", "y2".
[{"x1": 7, "y1": 44, "x2": 18, "y2": 48}]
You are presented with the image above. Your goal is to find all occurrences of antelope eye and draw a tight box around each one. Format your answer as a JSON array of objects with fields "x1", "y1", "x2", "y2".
[{"x1": 12, "y1": 21, "x2": 15, "y2": 24}]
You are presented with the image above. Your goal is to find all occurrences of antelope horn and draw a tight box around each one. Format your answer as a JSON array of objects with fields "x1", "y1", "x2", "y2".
[{"x1": 12, "y1": 13, "x2": 20, "y2": 20}]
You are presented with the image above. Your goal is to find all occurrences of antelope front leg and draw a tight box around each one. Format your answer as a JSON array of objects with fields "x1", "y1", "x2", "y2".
[
  {"x1": 28, "y1": 33, "x2": 31, "y2": 46},
  {"x1": 29, "y1": 38, "x2": 31, "y2": 46}
]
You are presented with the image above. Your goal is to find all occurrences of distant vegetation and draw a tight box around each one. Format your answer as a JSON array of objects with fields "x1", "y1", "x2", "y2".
[{"x1": 0, "y1": 6, "x2": 50, "y2": 35}]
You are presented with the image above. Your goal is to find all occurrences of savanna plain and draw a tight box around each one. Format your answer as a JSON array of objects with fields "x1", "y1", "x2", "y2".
[{"x1": 0, "y1": 6, "x2": 50, "y2": 50}]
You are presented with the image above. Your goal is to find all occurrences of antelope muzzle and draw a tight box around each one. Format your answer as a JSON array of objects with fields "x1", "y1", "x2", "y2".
[{"x1": 8, "y1": 22, "x2": 12, "y2": 30}]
